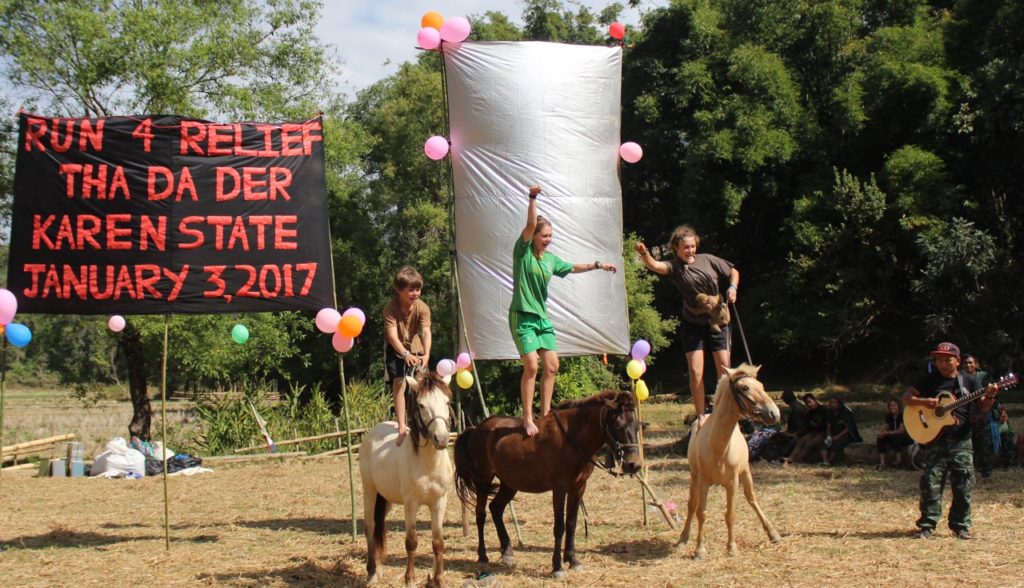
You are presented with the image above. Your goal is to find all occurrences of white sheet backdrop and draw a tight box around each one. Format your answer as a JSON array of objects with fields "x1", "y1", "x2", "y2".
[{"x1": 444, "y1": 41, "x2": 629, "y2": 359}]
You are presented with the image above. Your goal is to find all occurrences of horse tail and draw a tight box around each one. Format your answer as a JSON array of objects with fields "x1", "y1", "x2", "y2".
[
  {"x1": 373, "y1": 493, "x2": 388, "y2": 560},
  {"x1": 454, "y1": 426, "x2": 497, "y2": 507}
]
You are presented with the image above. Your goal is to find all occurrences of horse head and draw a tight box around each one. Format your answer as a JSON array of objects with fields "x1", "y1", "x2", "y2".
[
  {"x1": 723, "y1": 364, "x2": 780, "y2": 425},
  {"x1": 405, "y1": 372, "x2": 453, "y2": 450},
  {"x1": 601, "y1": 391, "x2": 642, "y2": 475}
]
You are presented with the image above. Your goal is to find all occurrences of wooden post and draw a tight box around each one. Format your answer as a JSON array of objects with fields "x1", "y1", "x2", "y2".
[{"x1": 636, "y1": 380, "x2": 648, "y2": 526}]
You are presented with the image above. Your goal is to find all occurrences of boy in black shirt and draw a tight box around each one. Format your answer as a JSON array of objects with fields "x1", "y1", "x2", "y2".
[{"x1": 903, "y1": 342, "x2": 999, "y2": 540}]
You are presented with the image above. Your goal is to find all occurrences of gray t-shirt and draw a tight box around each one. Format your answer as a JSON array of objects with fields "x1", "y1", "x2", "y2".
[{"x1": 667, "y1": 253, "x2": 734, "y2": 325}]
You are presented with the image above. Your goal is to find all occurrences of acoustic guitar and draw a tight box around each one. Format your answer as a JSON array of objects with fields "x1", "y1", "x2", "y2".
[{"x1": 904, "y1": 372, "x2": 1018, "y2": 445}]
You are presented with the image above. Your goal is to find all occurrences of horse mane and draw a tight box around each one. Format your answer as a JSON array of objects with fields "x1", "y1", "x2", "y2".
[
  {"x1": 556, "y1": 389, "x2": 631, "y2": 411},
  {"x1": 711, "y1": 363, "x2": 760, "y2": 406}
]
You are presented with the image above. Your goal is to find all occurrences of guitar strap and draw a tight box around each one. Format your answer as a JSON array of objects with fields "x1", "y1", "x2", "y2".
[{"x1": 956, "y1": 373, "x2": 967, "y2": 398}]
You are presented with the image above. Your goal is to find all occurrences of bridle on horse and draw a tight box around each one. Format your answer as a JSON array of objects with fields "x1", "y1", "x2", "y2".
[
  {"x1": 404, "y1": 368, "x2": 454, "y2": 447},
  {"x1": 551, "y1": 400, "x2": 638, "y2": 477},
  {"x1": 729, "y1": 374, "x2": 758, "y2": 420}
]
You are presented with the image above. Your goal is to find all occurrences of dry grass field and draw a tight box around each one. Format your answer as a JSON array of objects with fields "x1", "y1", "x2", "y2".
[{"x1": 2, "y1": 396, "x2": 1024, "y2": 587}]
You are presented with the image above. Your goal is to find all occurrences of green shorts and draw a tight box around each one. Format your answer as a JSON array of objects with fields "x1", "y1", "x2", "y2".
[{"x1": 509, "y1": 310, "x2": 557, "y2": 356}]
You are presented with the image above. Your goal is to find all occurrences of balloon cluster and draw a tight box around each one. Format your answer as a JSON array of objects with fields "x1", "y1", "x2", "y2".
[
  {"x1": 437, "y1": 351, "x2": 474, "y2": 388},
  {"x1": 315, "y1": 307, "x2": 366, "y2": 353},
  {"x1": 417, "y1": 12, "x2": 473, "y2": 162},
  {"x1": 0, "y1": 289, "x2": 32, "y2": 348},
  {"x1": 627, "y1": 339, "x2": 651, "y2": 401},
  {"x1": 417, "y1": 12, "x2": 471, "y2": 50}
]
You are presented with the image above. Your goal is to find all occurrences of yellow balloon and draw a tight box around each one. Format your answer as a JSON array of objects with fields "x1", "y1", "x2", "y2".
[
  {"x1": 456, "y1": 369, "x2": 474, "y2": 389},
  {"x1": 635, "y1": 379, "x2": 650, "y2": 402},
  {"x1": 626, "y1": 359, "x2": 644, "y2": 380},
  {"x1": 421, "y1": 11, "x2": 444, "y2": 30}
]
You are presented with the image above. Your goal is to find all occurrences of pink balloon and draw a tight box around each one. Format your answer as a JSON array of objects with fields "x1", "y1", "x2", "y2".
[
  {"x1": 315, "y1": 308, "x2": 341, "y2": 333},
  {"x1": 0, "y1": 288, "x2": 17, "y2": 324},
  {"x1": 437, "y1": 358, "x2": 456, "y2": 377},
  {"x1": 332, "y1": 332, "x2": 354, "y2": 353},
  {"x1": 108, "y1": 315, "x2": 126, "y2": 333},
  {"x1": 620, "y1": 142, "x2": 643, "y2": 164},
  {"x1": 456, "y1": 352, "x2": 471, "y2": 370},
  {"x1": 417, "y1": 26, "x2": 441, "y2": 50},
  {"x1": 342, "y1": 307, "x2": 366, "y2": 328},
  {"x1": 440, "y1": 16, "x2": 471, "y2": 43},
  {"x1": 424, "y1": 135, "x2": 450, "y2": 160}
]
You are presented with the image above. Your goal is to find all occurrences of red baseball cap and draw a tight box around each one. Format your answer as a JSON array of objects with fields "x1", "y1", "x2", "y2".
[{"x1": 931, "y1": 342, "x2": 961, "y2": 359}]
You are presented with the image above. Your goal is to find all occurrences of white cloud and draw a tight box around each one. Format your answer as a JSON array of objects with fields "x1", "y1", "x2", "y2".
[{"x1": 321, "y1": 0, "x2": 648, "y2": 99}]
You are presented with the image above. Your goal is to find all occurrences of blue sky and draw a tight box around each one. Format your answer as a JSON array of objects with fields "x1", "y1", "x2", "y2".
[{"x1": 319, "y1": 1, "x2": 650, "y2": 98}]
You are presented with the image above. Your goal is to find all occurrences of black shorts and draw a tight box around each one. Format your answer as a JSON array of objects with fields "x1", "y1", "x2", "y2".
[
  {"x1": 384, "y1": 347, "x2": 423, "y2": 383},
  {"x1": 679, "y1": 321, "x2": 730, "y2": 354}
]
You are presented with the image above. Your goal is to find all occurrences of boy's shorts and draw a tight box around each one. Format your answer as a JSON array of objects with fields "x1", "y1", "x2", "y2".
[
  {"x1": 384, "y1": 346, "x2": 424, "y2": 384},
  {"x1": 509, "y1": 310, "x2": 558, "y2": 356}
]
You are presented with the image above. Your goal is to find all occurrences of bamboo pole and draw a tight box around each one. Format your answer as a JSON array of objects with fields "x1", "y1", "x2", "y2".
[
  {"x1": 160, "y1": 315, "x2": 171, "y2": 550},
  {"x1": 0, "y1": 339, "x2": 6, "y2": 496},
  {"x1": 2, "y1": 433, "x2": 76, "y2": 455},
  {"x1": 232, "y1": 428, "x2": 367, "y2": 453},
  {"x1": 203, "y1": 451, "x2": 307, "y2": 463},
  {"x1": 1, "y1": 462, "x2": 39, "y2": 473},
  {"x1": 635, "y1": 379, "x2": 648, "y2": 526}
]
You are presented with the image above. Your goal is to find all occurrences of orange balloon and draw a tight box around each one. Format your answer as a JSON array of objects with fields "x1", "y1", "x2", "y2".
[
  {"x1": 337, "y1": 314, "x2": 363, "y2": 338},
  {"x1": 421, "y1": 11, "x2": 444, "y2": 30}
]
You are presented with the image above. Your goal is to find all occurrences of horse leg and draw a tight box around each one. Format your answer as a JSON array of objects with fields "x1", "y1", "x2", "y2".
[
  {"x1": 693, "y1": 482, "x2": 710, "y2": 560},
  {"x1": 365, "y1": 492, "x2": 389, "y2": 585},
  {"x1": 725, "y1": 478, "x2": 738, "y2": 556},
  {"x1": 428, "y1": 497, "x2": 447, "y2": 588},
  {"x1": 550, "y1": 487, "x2": 567, "y2": 579},
  {"x1": 677, "y1": 471, "x2": 700, "y2": 548},
  {"x1": 403, "y1": 499, "x2": 420, "y2": 588},
  {"x1": 563, "y1": 482, "x2": 586, "y2": 571},
  {"x1": 742, "y1": 468, "x2": 781, "y2": 543},
  {"x1": 474, "y1": 488, "x2": 490, "y2": 568},
  {"x1": 490, "y1": 484, "x2": 517, "y2": 565}
]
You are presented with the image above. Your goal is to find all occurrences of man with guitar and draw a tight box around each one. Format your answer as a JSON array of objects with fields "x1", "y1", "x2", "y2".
[{"x1": 903, "y1": 342, "x2": 1000, "y2": 540}]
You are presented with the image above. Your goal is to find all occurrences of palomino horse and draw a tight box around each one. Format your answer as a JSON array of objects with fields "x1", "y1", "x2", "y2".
[
  {"x1": 454, "y1": 390, "x2": 641, "y2": 579},
  {"x1": 678, "y1": 364, "x2": 782, "y2": 559},
  {"x1": 360, "y1": 372, "x2": 453, "y2": 587}
]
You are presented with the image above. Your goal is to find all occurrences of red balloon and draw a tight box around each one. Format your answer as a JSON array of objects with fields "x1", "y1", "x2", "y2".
[{"x1": 609, "y1": 22, "x2": 626, "y2": 40}]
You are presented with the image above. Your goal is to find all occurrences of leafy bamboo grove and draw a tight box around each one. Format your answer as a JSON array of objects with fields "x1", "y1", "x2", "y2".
[{"x1": 0, "y1": 0, "x2": 1021, "y2": 441}]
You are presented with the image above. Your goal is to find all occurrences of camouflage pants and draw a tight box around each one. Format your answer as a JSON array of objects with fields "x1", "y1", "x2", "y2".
[{"x1": 917, "y1": 436, "x2": 974, "y2": 532}]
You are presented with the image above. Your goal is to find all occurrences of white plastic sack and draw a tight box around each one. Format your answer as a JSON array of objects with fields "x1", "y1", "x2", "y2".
[
  {"x1": 443, "y1": 41, "x2": 630, "y2": 359},
  {"x1": 91, "y1": 437, "x2": 146, "y2": 477}
]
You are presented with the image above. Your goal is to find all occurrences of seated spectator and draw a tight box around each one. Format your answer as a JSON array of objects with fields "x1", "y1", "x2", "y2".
[
  {"x1": 996, "y1": 408, "x2": 1016, "y2": 468},
  {"x1": 820, "y1": 396, "x2": 862, "y2": 465},
  {"x1": 876, "y1": 398, "x2": 912, "y2": 468},
  {"x1": 783, "y1": 394, "x2": 828, "y2": 465},
  {"x1": 781, "y1": 389, "x2": 809, "y2": 437}
]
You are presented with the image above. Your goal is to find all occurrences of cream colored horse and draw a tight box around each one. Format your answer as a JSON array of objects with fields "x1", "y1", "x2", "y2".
[
  {"x1": 677, "y1": 364, "x2": 782, "y2": 559},
  {"x1": 361, "y1": 372, "x2": 453, "y2": 587}
]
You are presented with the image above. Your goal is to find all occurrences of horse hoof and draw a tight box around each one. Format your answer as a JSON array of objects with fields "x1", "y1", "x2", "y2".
[
  {"x1": 569, "y1": 562, "x2": 584, "y2": 572},
  {"x1": 770, "y1": 532, "x2": 782, "y2": 543},
  {"x1": 727, "y1": 546, "x2": 737, "y2": 557},
  {"x1": 366, "y1": 572, "x2": 380, "y2": 586},
  {"x1": 500, "y1": 553, "x2": 515, "y2": 566},
  {"x1": 692, "y1": 550, "x2": 705, "y2": 561},
  {"x1": 552, "y1": 570, "x2": 566, "y2": 580}
]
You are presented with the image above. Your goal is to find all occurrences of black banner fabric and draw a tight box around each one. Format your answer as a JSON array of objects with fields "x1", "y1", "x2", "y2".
[{"x1": 7, "y1": 113, "x2": 334, "y2": 314}]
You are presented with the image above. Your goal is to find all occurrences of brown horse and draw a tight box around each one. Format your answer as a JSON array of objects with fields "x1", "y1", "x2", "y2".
[
  {"x1": 678, "y1": 364, "x2": 782, "y2": 559},
  {"x1": 454, "y1": 390, "x2": 641, "y2": 579}
]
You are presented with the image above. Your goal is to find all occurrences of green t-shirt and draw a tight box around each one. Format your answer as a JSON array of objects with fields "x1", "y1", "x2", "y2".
[{"x1": 509, "y1": 236, "x2": 574, "y2": 319}]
